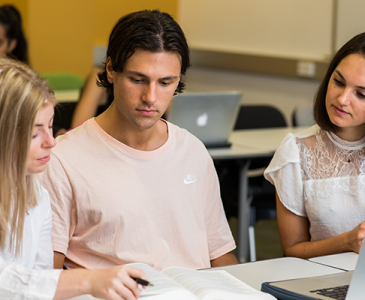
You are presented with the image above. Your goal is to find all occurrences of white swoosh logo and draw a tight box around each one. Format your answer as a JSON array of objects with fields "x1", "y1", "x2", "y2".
[{"x1": 184, "y1": 179, "x2": 196, "y2": 184}]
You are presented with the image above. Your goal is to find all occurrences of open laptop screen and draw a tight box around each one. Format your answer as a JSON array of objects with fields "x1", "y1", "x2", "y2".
[{"x1": 167, "y1": 91, "x2": 242, "y2": 148}]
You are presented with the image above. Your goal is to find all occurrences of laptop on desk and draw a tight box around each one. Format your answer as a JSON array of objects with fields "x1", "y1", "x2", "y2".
[
  {"x1": 167, "y1": 91, "x2": 242, "y2": 148},
  {"x1": 261, "y1": 246, "x2": 365, "y2": 300}
]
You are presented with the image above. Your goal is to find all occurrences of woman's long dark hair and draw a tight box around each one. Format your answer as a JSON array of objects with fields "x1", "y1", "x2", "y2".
[
  {"x1": 0, "y1": 5, "x2": 28, "y2": 64},
  {"x1": 314, "y1": 32, "x2": 365, "y2": 133}
]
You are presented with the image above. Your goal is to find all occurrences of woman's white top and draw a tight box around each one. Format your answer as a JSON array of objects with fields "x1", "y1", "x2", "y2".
[
  {"x1": 264, "y1": 125, "x2": 365, "y2": 241},
  {"x1": 0, "y1": 184, "x2": 62, "y2": 299}
]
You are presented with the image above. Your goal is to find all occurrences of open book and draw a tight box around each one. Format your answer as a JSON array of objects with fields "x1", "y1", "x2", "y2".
[{"x1": 68, "y1": 263, "x2": 276, "y2": 300}]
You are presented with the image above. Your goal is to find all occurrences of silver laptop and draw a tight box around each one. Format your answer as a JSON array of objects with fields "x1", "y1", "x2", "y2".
[
  {"x1": 263, "y1": 245, "x2": 365, "y2": 300},
  {"x1": 167, "y1": 91, "x2": 242, "y2": 148}
]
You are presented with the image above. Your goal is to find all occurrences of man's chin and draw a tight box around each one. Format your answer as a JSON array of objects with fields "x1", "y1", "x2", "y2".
[{"x1": 132, "y1": 118, "x2": 160, "y2": 130}]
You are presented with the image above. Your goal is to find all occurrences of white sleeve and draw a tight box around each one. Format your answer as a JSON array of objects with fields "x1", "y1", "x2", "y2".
[
  {"x1": 264, "y1": 133, "x2": 306, "y2": 217},
  {"x1": 33, "y1": 187, "x2": 54, "y2": 270},
  {"x1": 0, "y1": 261, "x2": 62, "y2": 300}
]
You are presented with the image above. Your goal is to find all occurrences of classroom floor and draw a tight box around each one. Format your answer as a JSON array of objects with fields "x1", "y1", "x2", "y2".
[{"x1": 228, "y1": 217, "x2": 283, "y2": 261}]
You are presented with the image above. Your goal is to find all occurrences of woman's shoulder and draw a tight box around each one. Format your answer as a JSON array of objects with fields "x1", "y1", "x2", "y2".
[
  {"x1": 293, "y1": 124, "x2": 321, "y2": 139},
  {"x1": 264, "y1": 126, "x2": 319, "y2": 174},
  {"x1": 276, "y1": 125, "x2": 320, "y2": 150}
]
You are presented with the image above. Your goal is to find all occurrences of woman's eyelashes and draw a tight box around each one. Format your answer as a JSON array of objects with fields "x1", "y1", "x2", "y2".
[
  {"x1": 334, "y1": 77, "x2": 344, "y2": 87},
  {"x1": 333, "y1": 77, "x2": 365, "y2": 99}
]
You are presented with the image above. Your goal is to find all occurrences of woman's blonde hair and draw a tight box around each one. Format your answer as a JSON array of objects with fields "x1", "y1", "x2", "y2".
[{"x1": 0, "y1": 58, "x2": 55, "y2": 255}]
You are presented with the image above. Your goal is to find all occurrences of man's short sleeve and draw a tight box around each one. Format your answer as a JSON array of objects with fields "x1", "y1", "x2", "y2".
[
  {"x1": 40, "y1": 153, "x2": 76, "y2": 255},
  {"x1": 204, "y1": 157, "x2": 236, "y2": 260}
]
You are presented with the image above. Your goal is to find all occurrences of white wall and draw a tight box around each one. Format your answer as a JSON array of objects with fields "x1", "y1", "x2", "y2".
[
  {"x1": 336, "y1": 0, "x2": 365, "y2": 50},
  {"x1": 179, "y1": 0, "x2": 333, "y2": 60},
  {"x1": 180, "y1": 0, "x2": 365, "y2": 126}
]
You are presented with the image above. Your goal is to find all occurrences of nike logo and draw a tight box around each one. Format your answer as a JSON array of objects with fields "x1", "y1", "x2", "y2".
[{"x1": 184, "y1": 174, "x2": 196, "y2": 185}]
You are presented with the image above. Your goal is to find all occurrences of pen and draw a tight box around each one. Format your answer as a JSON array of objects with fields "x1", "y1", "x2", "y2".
[{"x1": 132, "y1": 277, "x2": 154, "y2": 286}]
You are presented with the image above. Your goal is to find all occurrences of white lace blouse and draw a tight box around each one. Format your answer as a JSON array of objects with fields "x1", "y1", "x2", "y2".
[{"x1": 264, "y1": 125, "x2": 365, "y2": 241}]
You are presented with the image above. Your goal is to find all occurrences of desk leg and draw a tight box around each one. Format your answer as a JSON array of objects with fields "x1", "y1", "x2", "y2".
[{"x1": 237, "y1": 159, "x2": 252, "y2": 263}]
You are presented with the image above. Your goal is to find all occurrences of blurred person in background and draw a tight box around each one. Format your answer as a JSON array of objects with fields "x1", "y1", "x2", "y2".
[{"x1": 0, "y1": 5, "x2": 28, "y2": 63}]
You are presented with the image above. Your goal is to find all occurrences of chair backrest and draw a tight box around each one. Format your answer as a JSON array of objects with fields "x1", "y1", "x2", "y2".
[
  {"x1": 234, "y1": 105, "x2": 287, "y2": 130},
  {"x1": 292, "y1": 103, "x2": 315, "y2": 127},
  {"x1": 41, "y1": 72, "x2": 84, "y2": 91},
  {"x1": 42, "y1": 72, "x2": 84, "y2": 132},
  {"x1": 53, "y1": 102, "x2": 78, "y2": 132}
]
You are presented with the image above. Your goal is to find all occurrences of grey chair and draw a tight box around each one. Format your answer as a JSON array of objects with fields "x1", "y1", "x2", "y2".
[{"x1": 292, "y1": 103, "x2": 315, "y2": 127}]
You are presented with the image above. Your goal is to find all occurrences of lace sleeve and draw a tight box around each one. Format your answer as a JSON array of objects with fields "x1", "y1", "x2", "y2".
[{"x1": 264, "y1": 133, "x2": 306, "y2": 217}]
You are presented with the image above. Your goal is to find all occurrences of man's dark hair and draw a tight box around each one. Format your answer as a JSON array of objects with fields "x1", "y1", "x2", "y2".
[
  {"x1": 97, "y1": 9, "x2": 190, "y2": 95},
  {"x1": 314, "y1": 32, "x2": 365, "y2": 133}
]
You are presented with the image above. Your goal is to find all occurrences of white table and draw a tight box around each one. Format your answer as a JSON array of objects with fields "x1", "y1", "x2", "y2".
[
  {"x1": 209, "y1": 257, "x2": 344, "y2": 291},
  {"x1": 309, "y1": 252, "x2": 359, "y2": 271},
  {"x1": 67, "y1": 257, "x2": 344, "y2": 299},
  {"x1": 54, "y1": 89, "x2": 80, "y2": 103},
  {"x1": 229, "y1": 127, "x2": 308, "y2": 151},
  {"x1": 208, "y1": 127, "x2": 308, "y2": 263}
]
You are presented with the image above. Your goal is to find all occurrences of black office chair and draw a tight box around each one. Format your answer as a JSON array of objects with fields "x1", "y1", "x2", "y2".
[
  {"x1": 234, "y1": 105, "x2": 287, "y2": 130},
  {"x1": 218, "y1": 104, "x2": 286, "y2": 261},
  {"x1": 53, "y1": 102, "x2": 78, "y2": 134}
]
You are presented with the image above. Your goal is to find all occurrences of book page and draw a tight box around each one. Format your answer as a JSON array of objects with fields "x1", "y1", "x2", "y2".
[
  {"x1": 128, "y1": 263, "x2": 196, "y2": 299},
  {"x1": 162, "y1": 267, "x2": 275, "y2": 300}
]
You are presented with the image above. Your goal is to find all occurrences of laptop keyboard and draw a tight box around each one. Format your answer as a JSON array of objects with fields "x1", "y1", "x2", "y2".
[{"x1": 310, "y1": 285, "x2": 349, "y2": 300}]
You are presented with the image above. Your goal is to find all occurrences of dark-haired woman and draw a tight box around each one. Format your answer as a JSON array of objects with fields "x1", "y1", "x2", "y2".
[
  {"x1": 265, "y1": 32, "x2": 365, "y2": 259},
  {"x1": 0, "y1": 5, "x2": 28, "y2": 63}
]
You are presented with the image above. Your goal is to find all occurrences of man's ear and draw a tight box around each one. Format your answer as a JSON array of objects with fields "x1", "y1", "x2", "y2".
[
  {"x1": 7, "y1": 39, "x2": 17, "y2": 54},
  {"x1": 106, "y1": 57, "x2": 114, "y2": 84}
]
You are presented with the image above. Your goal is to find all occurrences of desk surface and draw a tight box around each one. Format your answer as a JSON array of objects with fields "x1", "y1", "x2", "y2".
[
  {"x1": 208, "y1": 144, "x2": 271, "y2": 159},
  {"x1": 54, "y1": 90, "x2": 80, "y2": 103},
  {"x1": 230, "y1": 126, "x2": 308, "y2": 152},
  {"x1": 208, "y1": 257, "x2": 344, "y2": 291},
  {"x1": 208, "y1": 127, "x2": 308, "y2": 160},
  {"x1": 309, "y1": 252, "x2": 359, "y2": 271},
  {"x1": 66, "y1": 258, "x2": 344, "y2": 299}
]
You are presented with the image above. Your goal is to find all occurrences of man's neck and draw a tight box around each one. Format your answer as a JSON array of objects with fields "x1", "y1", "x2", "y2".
[{"x1": 95, "y1": 104, "x2": 168, "y2": 151}]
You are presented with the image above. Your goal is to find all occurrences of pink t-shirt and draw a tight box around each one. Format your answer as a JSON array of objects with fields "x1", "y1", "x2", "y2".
[{"x1": 41, "y1": 119, "x2": 235, "y2": 271}]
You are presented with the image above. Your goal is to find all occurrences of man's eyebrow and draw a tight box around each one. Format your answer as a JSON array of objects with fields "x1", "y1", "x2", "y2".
[
  {"x1": 161, "y1": 75, "x2": 180, "y2": 80},
  {"x1": 127, "y1": 71, "x2": 179, "y2": 80},
  {"x1": 335, "y1": 70, "x2": 365, "y2": 90},
  {"x1": 127, "y1": 71, "x2": 148, "y2": 78}
]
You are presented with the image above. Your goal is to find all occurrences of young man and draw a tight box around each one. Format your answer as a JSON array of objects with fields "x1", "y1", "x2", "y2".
[{"x1": 42, "y1": 10, "x2": 238, "y2": 272}]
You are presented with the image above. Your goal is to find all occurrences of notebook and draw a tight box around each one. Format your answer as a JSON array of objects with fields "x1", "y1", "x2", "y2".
[
  {"x1": 167, "y1": 91, "x2": 242, "y2": 148},
  {"x1": 261, "y1": 246, "x2": 365, "y2": 300}
]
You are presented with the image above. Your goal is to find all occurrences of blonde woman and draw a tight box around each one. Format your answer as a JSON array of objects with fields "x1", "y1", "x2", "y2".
[{"x1": 0, "y1": 58, "x2": 146, "y2": 300}]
